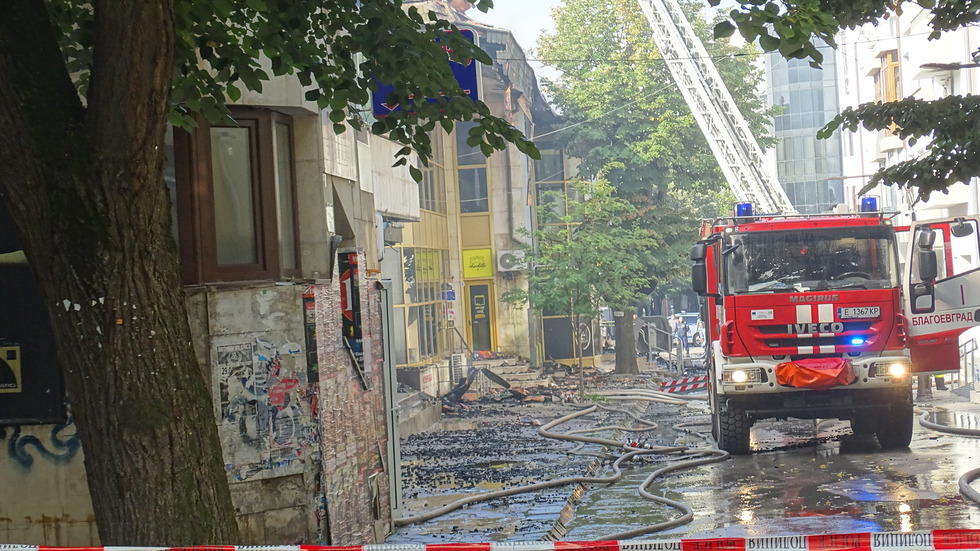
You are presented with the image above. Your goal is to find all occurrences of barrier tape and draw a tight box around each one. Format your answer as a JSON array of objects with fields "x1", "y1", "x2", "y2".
[
  {"x1": 6, "y1": 530, "x2": 980, "y2": 551},
  {"x1": 660, "y1": 375, "x2": 708, "y2": 394},
  {"x1": 661, "y1": 382, "x2": 707, "y2": 393},
  {"x1": 660, "y1": 376, "x2": 708, "y2": 388}
]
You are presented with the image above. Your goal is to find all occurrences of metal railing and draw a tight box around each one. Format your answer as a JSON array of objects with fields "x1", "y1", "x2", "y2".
[
  {"x1": 959, "y1": 337, "x2": 977, "y2": 389},
  {"x1": 642, "y1": 323, "x2": 687, "y2": 374}
]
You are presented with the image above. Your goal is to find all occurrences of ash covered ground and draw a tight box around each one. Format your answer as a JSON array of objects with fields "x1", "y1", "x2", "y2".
[{"x1": 387, "y1": 362, "x2": 687, "y2": 543}]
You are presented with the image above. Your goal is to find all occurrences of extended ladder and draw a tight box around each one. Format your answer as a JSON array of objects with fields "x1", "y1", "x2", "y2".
[{"x1": 637, "y1": 0, "x2": 797, "y2": 214}]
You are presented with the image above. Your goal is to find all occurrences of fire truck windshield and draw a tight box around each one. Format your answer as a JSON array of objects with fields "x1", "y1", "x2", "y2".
[{"x1": 723, "y1": 226, "x2": 899, "y2": 294}]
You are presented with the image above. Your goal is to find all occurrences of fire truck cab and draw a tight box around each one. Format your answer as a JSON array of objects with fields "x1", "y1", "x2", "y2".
[{"x1": 691, "y1": 201, "x2": 980, "y2": 454}]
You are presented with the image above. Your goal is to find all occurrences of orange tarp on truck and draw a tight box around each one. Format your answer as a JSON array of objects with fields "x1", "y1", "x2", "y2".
[{"x1": 775, "y1": 357, "x2": 855, "y2": 390}]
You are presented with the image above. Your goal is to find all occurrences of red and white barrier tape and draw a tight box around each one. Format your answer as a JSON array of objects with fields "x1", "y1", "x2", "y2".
[
  {"x1": 662, "y1": 382, "x2": 707, "y2": 393},
  {"x1": 6, "y1": 530, "x2": 980, "y2": 551},
  {"x1": 660, "y1": 375, "x2": 708, "y2": 389}
]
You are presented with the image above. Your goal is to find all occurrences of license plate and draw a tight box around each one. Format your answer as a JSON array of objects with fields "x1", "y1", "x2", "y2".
[{"x1": 838, "y1": 306, "x2": 880, "y2": 319}]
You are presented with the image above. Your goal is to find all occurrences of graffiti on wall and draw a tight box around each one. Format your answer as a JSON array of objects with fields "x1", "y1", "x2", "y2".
[
  {"x1": 217, "y1": 338, "x2": 317, "y2": 481},
  {"x1": 1, "y1": 417, "x2": 81, "y2": 469}
]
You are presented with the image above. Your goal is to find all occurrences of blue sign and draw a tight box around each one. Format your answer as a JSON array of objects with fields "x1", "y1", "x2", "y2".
[
  {"x1": 441, "y1": 283, "x2": 456, "y2": 302},
  {"x1": 372, "y1": 28, "x2": 480, "y2": 117}
]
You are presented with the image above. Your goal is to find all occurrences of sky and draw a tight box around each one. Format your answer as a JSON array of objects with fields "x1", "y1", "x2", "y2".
[
  {"x1": 465, "y1": 0, "x2": 563, "y2": 82},
  {"x1": 462, "y1": 0, "x2": 740, "y2": 84}
]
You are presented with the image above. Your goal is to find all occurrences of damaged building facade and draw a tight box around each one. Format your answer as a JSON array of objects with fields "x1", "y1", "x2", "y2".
[
  {"x1": 391, "y1": 1, "x2": 594, "y2": 399},
  {"x1": 1, "y1": 55, "x2": 407, "y2": 549}
]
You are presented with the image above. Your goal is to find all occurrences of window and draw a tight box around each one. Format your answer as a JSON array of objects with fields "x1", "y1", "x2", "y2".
[
  {"x1": 872, "y1": 51, "x2": 901, "y2": 135},
  {"x1": 874, "y1": 50, "x2": 901, "y2": 103},
  {"x1": 419, "y1": 132, "x2": 447, "y2": 213},
  {"x1": 534, "y1": 150, "x2": 565, "y2": 182},
  {"x1": 391, "y1": 246, "x2": 448, "y2": 366},
  {"x1": 458, "y1": 167, "x2": 488, "y2": 213},
  {"x1": 455, "y1": 121, "x2": 484, "y2": 166},
  {"x1": 455, "y1": 121, "x2": 489, "y2": 214},
  {"x1": 173, "y1": 108, "x2": 300, "y2": 283}
]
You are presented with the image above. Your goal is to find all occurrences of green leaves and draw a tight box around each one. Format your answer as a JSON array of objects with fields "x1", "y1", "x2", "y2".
[
  {"x1": 46, "y1": 0, "x2": 538, "y2": 171},
  {"x1": 714, "y1": 21, "x2": 736, "y2": 39},
  {"x1": 713, "y1": 0, "x2": 980, "y2": 198},
  {"x1": 820, "y1": 95, "x2": 980, "y2": 199},
  {"x1": 504, "y1": 173, "x2": 655, "y2": 319},
  {"x1": 538, "y1": 0, "x2": 772, "y2": 298}
]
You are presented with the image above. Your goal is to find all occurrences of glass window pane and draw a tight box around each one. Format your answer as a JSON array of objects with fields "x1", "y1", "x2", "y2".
[
  {"x1": 211, "y1": 127, "x2": 257, "y2": 265},
  {"x1": 535, "y1": 150, "x2": 564, "y2": 182},
  {"x1": 275, "y1": 122, "x2": 296, "y2": 270},
  {"x1": 455, "y1": 121, "x2": 484, "y2": 165},
  {"x1": 459, "y1": 167, "x2": 488, "y2": 213}
]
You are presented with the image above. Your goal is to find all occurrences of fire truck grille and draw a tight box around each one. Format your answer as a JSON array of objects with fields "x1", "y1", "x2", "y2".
[
  {"x1": 762, "y1": 336, "x2": 864, "y2": 349},
  {"x1": 753, "y1": 321, "x2": 877, "y2": 352},
  {"x1": 756, "y1": 321, "x2": 874, "y2": 334}
]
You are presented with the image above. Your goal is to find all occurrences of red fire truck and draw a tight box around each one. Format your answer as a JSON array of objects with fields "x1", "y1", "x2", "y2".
[{"x1": 691, "y1": 201, "x2": 980, "y2": 454}]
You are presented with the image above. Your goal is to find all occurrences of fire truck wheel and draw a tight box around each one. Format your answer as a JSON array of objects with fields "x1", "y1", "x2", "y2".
[
  {"x1": 717, "y1": 408, "x2": 751, "y2": 455},
  {"x1": 850, "y1": 414, "x2": 878, "y2": 435},
  {"x1": 876, "y1": 388, "x2": 914, "y2": 449}
]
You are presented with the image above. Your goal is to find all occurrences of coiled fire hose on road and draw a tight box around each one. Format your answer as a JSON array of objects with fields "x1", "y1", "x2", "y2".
[{"x1": 395, "y1": 395, "x2": 727, "y2": 536}]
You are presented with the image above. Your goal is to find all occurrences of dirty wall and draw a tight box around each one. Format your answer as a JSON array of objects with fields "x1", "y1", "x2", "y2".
[
  {"x1": 312, "y1": 266, "x2": 392, "y2": 545},
  {"x1": 1, "y1": 261, "x2": 392, "y2": 546},
  {"x1": 187, "y1": 282, "x2": 323, "y2": 543},
  {"x1": 0, "y1": 421, "x2": 94, "y2": 545}
]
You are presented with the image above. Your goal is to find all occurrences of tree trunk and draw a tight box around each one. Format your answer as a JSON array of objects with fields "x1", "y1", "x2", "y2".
[
  {"x1": 0, "y1": 1, "x2": 239, "y2": 544},
  {"x1": 613, "y1": 311, "x2": 639, "y2": 375}
]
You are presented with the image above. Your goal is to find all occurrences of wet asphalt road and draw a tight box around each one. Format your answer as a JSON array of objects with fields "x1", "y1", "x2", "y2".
[
  {"x1": 387, "y1": 371, "x2": 980, "y2": 544},
  {"x1": 562, "y1": 394, "x2": 980, "y2": 541}
]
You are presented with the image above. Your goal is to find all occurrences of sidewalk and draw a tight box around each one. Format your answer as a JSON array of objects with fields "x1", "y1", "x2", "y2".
[{"x1": 916, "y1": 381, "x2": 980, "y2": 425}]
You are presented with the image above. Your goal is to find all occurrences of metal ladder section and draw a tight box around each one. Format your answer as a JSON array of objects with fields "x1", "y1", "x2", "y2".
[{"x1": 636, "y1": 0, "x2": 797, "y2": 215}]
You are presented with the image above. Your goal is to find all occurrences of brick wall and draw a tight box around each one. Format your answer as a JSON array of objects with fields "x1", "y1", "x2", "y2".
[{"x1": 314, "y1": 252, "x2": 391, "y2": 545}]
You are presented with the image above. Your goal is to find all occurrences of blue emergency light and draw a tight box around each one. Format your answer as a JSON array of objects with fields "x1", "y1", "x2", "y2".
[
  {"x1": 735, "y1": 202, "x2": 754, "y2": 217},
  {"x1": 860, "y1": 197, "x2": 878, "y2": 212},
  {"x1": 850, "y1": 337, "x2": 866, "y2": 345}
]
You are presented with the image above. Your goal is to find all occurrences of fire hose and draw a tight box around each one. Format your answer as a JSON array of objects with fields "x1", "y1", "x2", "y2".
[{"x1": 395, "y1": 397, "x2": 727, "y2": 535}]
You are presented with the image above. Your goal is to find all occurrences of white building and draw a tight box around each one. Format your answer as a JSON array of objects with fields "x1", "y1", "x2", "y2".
[{"x1": 835, "y1": 7, "x2": 980, "y2": 222}]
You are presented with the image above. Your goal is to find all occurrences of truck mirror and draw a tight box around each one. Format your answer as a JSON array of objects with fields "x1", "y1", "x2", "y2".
[
  {"x1": 917, "y1": 249, "x2": 937, "y2": 281},
  {"x1": 917, "y1": 227, "x2": 936, "y2": 248},
  {"x1": 910, "y1": 282, "x2": 935, "y2": 314},
  {"x1": 951, "y1": 218, "x2": 974, "y2": 238},
  {"x1": 692, "y1": 260, "x2": 708, "y2": 295},
  {"x1": 690, "y1": 243, "x2": 707, "y2": 261}
]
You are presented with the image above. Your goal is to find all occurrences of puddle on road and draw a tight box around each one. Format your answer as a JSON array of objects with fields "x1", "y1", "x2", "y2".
[
  {"x1": 931, "y1": 409, "x2": 980, "y2": 430},
  {"x1": 560, "y1": 414, "x2": 980, "y2": 541}
]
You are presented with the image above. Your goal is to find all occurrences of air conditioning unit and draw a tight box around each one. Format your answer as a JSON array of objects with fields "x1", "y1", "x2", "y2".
[{"x1": 496, "y1": 250, "x2": 525, "y2": 272}]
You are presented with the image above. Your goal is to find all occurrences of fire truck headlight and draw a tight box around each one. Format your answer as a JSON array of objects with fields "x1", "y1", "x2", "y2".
[
  {"x1": 888, "y1": 362, "x2": 908, "y2": 377},
  {"x1": 722, "y1": 368, "x2": 761, "y2": 384}
]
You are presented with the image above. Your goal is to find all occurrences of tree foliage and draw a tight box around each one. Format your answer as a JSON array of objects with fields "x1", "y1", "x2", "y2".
[
  {"x1": 504, "y1": 170, "x2": 654, "y2": 315},
  {"x1": 536, "y1": 0, "x2": 769, "y2": 300},
  {"x1": 502, "y1": 170, "x2": 655, "y2": 379},
  {"x1": 50, "y1": 0, "x2": 538, "y2": 173},
  {"x1": 714, "y1": 0, "x2": 980, "y2": 199}
]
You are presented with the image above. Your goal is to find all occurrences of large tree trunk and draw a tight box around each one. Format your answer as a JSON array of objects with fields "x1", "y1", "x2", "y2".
[
  {"x1": 613, "y1": 311, "x2": 639, "y2": 375},
  {"x1": 0, "y1": 1, "x2": 239, "y2": 544}
]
